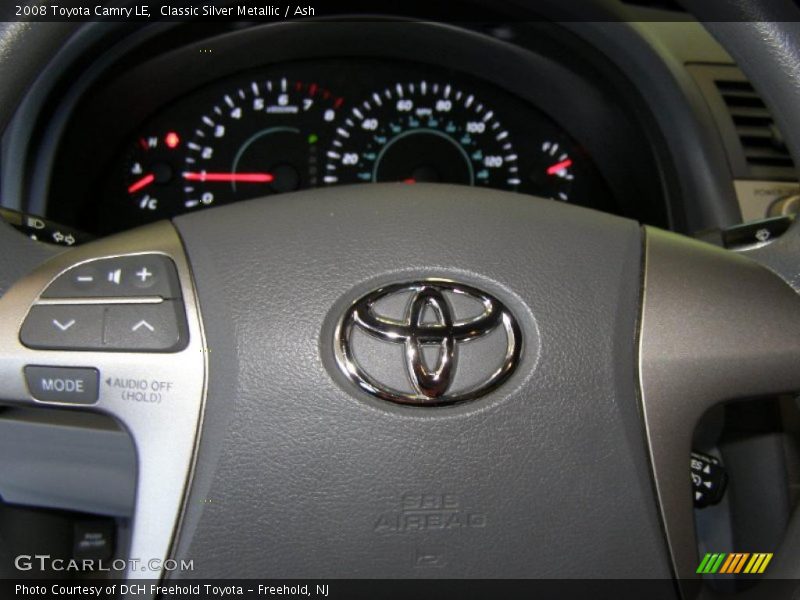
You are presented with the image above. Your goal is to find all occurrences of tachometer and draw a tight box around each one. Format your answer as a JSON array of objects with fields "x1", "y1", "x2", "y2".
[
  {"x1": 181, "y1": 78, "x2": 343, "y2": 210},
  {"x1": 323, "y1": 81, "x2": 520, "y2": 190}
]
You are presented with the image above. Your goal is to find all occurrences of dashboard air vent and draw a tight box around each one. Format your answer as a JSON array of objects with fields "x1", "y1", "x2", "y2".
[{"x1": 715, "y1": 79, "x2": 794, "y2": 172}]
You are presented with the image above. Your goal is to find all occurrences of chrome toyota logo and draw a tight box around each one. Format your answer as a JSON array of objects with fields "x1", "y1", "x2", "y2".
[{"x1": 334, "y1": 280, "x2": 522, "y2": 406}]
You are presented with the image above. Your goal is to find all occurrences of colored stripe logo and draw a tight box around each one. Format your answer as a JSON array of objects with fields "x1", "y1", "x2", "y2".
[{"x1": 697, "y1": 553, "x2": 773, "y2": 574}]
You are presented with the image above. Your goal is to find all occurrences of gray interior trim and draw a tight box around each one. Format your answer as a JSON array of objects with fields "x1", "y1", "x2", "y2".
[
  {"x1": 564, "y1": 20, "x2": 742, "y2": 229},
  {"x1": 638, "y1": 226, "x2": 800, "y2": 590},
  {"x1": 732, "y1": 180, "x2": 799, "y2": 223},
  {"x1": 0, "y1": 408, "x2": 135, "y2": 517}
]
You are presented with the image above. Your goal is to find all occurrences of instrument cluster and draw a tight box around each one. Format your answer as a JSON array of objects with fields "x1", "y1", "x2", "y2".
[{"x1": 78, "y1": 60, "x2": 615, "y2": 234}]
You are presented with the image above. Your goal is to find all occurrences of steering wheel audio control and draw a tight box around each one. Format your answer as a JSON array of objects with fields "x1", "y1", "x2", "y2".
[
  {"x1": 19, "y1": 254, "x2": 188, "y2": 352},
  {"x1": 41, "y1": 254, "x2": 182, "y2": 299},
  {"x1": 24, "y1": 365, "x2": 100, "y2": 404},
  {"x1": 20, "y1": 301, "x2": 187, "y2": 352},
  {"x1": 0, "y1": 221, "x2": 207, "y2": 587}
]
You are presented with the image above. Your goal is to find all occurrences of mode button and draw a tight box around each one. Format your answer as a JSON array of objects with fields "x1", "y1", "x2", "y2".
[{"x1": 24, "y1": 366, "x2": 99, "y2": 404}]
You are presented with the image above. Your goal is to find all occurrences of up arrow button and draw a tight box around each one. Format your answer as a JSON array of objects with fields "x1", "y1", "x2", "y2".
[
  {"x1": 132, "y1": 320, "x2": 155, "y2": 332},
  {"x1": 104, "y1": 301, "x2": 187, "y2": 352}
]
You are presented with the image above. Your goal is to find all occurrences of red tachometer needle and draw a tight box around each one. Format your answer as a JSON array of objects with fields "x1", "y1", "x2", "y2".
[
  {"x1": 546, "y1": 159, "x2": 573, "y2": 175},
  {"x1": 182, "y1": 172, "x2": 274, "y2": 183},
  {"x1": 127, "y1": 173, "x2": 155, "y2": 194}
]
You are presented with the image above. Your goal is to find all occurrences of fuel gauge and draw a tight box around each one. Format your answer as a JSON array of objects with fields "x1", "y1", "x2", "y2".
[{"x1": 529, "y1": 140, "x2": 575, "y2": 201}]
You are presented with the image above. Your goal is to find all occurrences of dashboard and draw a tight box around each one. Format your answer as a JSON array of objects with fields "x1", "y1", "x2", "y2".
[
  {"x1": 72, "y1": 60, "x2": 612, "y2": 231},
  {"x1": 22, "y1": 20, "x2": 675, "y2": 236},
  {"x1": 83, "y1": 60, "x2": 611, "y2": 233}
]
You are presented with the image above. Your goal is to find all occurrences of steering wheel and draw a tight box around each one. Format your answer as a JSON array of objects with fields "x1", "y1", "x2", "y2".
[{"x1": 1, "y1": 3, "x2": 800, "y2": 598}]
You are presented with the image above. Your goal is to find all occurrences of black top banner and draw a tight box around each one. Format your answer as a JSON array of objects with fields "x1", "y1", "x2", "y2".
[
  {"x1": 3, "y1": 0, "x2": 602, "y2": 23},
  {"x1": 3, "y1": 0, "x2": 797, "y2": 24}
]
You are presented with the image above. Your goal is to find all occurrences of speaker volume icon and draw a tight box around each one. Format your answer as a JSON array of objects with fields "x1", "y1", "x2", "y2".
[{"x1": 107, "y1": 269, "x2": 122, "y2": 285}]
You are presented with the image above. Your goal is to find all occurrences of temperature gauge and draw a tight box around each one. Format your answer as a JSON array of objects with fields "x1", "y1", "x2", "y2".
[{"x1": 124, "y1": 131, "x2": 183, "y2": 218}]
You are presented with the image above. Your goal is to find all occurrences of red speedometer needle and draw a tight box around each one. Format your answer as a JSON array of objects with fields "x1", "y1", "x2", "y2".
[
  {"x1": 127, "y1": 173, "x2": 155, "y2": 194},
  {"x1": 182, "y1": 172, "x2": 274, "y2": 183},
  {"x1": 546, "y1": 159, "x2": 573, "y2": 175}
]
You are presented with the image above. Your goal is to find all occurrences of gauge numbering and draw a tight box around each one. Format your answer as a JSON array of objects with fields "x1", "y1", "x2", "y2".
[{"x1": 323, "y1": 81, "x2": 521, "y2": 190}]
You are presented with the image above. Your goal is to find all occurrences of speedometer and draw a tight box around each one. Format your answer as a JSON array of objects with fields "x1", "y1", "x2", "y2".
[{"x1": 323, "y1": 81, "x2": 520, "y2": 190}]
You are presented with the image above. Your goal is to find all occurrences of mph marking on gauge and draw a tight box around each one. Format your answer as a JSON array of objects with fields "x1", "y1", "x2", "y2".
[{"x1": 323, "y1": 81, "x2": 520, "y2": 189}]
